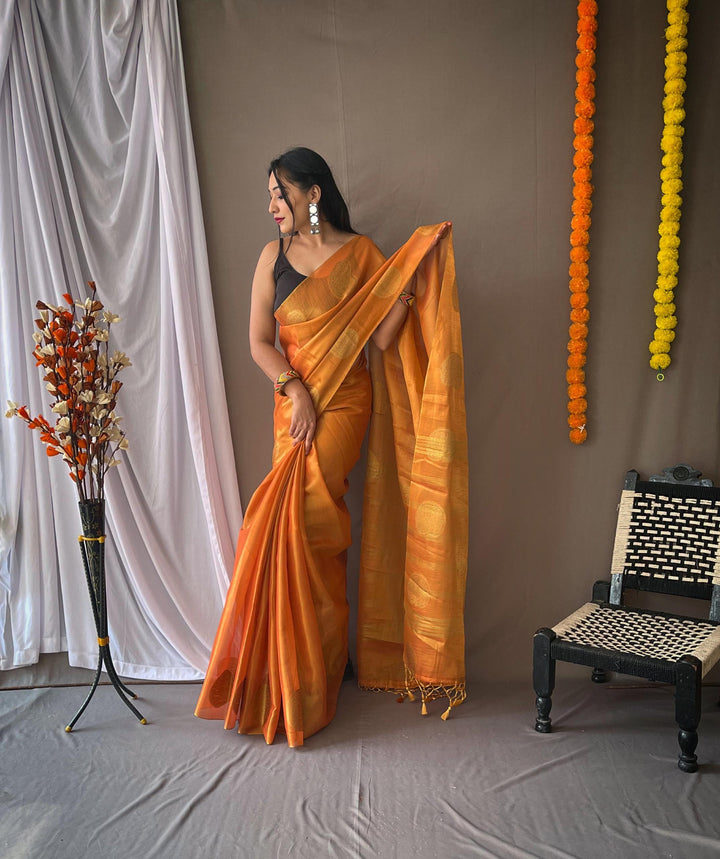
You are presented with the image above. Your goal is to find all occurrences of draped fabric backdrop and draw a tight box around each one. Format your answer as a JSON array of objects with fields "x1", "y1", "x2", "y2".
[{"x1": 0, "y1": 0, "x2": 241, "y2": 678}]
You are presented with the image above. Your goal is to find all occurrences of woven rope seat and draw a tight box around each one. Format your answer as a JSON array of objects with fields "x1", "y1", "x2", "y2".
[
  {"x1": 553, "y1": 603, "x2": 720, "y2": 677},
  {"x1": 533, "y1": 465, "x2": 720, "y2": 773}
]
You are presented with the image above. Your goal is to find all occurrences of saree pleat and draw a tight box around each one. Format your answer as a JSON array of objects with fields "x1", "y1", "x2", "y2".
[{"x1": 196, "y1": 226, "x2": 467, "y2": 745}]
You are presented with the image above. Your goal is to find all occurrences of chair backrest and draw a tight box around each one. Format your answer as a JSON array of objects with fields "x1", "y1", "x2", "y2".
[{"x1": 609, "y1": 467, "x2": 720, "y2": 621}]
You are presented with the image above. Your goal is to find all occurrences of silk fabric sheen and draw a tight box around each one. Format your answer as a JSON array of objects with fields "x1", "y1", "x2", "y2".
[{"x1": 195, "y1": 226, "x2": 467, "y2": 745}]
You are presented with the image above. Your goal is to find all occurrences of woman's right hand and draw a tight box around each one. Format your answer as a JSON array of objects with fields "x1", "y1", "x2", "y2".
[{"x1": 285, "y1": 379, "x2": 317, "y2": 454}]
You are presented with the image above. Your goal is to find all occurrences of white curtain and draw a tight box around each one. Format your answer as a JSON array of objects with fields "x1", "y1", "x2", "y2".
[{"x1": 0, "y1": 0, "x2": 241, "y2": 679}]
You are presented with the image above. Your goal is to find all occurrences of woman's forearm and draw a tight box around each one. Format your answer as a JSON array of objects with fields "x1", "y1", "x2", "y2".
[
  {"x1": 371, "y1": 300, "x2": 412, "y2": 351},
  {"x1": 250, "y1": 339, "x2": 295, "y2": 383}
]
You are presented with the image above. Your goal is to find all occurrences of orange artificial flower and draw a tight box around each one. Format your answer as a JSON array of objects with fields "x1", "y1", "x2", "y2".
[
  {"x1": 575, "y1": 67, "x2": 596, "y2": 86},
  {"x1": 577, "y1": 17, "x2": 598, "y2": 34},
  {"x1": 575, "y1": 51, "x2": 595, "y2": 70},
  {"x1": 573, "y1": 149, "x2": 594, "y2": 168},
  {"x1": 573, "y1": 181, "x2": 593, "y2": 199},
  {"x1": 573, "y1": 134, "x2": 593, "y2": 151},
  {"x1": 571, "y1": 214, "x2": 591, "y2": 231},
  {"x1": 573, "y1": 166, "x2": 592, "y2": 183},
  {"x1": 571, "y1": 199, "x2": 593, "y2": 217}
]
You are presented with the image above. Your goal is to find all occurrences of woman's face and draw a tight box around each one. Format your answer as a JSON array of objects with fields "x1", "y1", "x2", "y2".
[{"x1": 267, "y1": 172, "x2": 316, "y2": 235}]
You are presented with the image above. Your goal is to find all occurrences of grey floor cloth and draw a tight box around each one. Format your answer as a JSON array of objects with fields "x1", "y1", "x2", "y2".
[{"x1": 2, "y1": 669, "x2": 720, "y2": 859}]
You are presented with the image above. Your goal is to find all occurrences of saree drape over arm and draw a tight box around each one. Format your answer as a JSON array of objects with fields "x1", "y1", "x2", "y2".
[{"x1": 195, "y1": 226, "x2": 468, "y2": 746}]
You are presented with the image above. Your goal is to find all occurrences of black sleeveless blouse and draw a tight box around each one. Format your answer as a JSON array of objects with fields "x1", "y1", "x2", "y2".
[{"x1": 273, "y1": 240, "x2": 306, "y2": 312}]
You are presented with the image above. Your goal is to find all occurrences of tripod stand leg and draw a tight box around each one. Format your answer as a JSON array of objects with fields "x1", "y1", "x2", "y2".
[{"x1": 65, "y1": 652, "x2": 103, "y2": 732}]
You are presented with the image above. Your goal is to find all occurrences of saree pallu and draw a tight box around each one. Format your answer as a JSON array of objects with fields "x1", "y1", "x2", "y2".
[{"x1": 195, "y1": 226, "x2": 468, "y2": 746}]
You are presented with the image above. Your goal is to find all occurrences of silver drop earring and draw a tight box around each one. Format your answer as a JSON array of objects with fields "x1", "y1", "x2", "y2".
[{"x1": 309, "y1": 202, "x2": 320, "y2": 235}]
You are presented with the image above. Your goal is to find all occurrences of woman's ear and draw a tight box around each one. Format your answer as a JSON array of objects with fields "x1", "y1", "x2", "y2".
[{"x1": 309, "y1": 184, "x2": 321, "y2": 204}]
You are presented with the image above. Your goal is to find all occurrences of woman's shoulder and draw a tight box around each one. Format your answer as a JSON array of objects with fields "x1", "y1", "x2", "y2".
[
  {"x1": 259, "y1": 238, "x2": 282, "y2": 258},
  {"x1": 343, "y1": 232, "x2": 375, "y2": 250},
  {"x1": 349, "y1": 233, "x2": 385, "y2": 261}
]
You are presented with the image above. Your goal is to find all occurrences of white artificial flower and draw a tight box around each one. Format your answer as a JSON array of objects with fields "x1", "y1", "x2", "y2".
[
  {"x1": 51, "y1": 401, "x2": 69, "y2": 415},
  {"x1": 103, "y1": 311, "x2": 120, "y2": 324},
  {"x1": 111, "y1": 351, "x2": 131, "y2": 368},
  {"x1": 78, "y1": 390, "x2": 94, "y2": 404}
]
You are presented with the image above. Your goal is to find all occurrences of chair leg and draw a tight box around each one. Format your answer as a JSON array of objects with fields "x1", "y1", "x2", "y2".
[
  {"x1": 675, "y1": 655, "x2": 702, "y2": 773},
  {"x1": 591, "y1": 668, "x2": 608, "y2": 683},
  {"x1": 533, "y1": 627, "x2": 556, "y2": 733}
]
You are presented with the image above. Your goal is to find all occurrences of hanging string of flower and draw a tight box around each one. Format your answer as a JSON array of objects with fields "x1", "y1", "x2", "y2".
[
  {"x1": 649, "y1": 0, "x2": 689, "y2": 379},
  {"x1": 567, "y1": 0, "x2": 597, "y2": 445}
]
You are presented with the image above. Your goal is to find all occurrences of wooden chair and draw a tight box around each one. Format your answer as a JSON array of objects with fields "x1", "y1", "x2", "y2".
[{"x1": 533, "y1": 465, "x2": 720, "y2": 772}]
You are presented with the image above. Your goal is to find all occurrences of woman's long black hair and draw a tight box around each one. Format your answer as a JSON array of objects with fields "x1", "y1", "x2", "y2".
[{"x1": 268, "y1": 147, "x2": 356, "y2": 244}]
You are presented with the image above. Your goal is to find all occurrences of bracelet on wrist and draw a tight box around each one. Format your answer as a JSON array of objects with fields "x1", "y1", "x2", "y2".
[
  {"x1": 398, "y1": 291, "x2": 416, "y2": 307},
  {"x1": 274, "y1": 368, "x2": 301, "y2": 395}
]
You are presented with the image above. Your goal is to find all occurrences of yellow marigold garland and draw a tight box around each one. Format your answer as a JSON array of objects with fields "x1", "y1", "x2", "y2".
[
  {"x1": 567, "y1": 0, "x2": 597, "y2": 444},
  {"x1": 650, "y1": 0, "x2": 689, "y2": 378}
]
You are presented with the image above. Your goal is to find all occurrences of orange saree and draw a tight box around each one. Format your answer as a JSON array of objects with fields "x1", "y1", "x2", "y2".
[{"x1": 195, "y1": 226, "x2": 467, "y2": 746}]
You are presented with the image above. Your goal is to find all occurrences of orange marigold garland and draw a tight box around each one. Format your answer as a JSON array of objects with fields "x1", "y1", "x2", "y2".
[{"x1": 567, "y1": 0, "x2": 597, "y2": 444}]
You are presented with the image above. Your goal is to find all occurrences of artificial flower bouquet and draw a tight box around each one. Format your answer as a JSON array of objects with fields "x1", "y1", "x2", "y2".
[{"x1": 6, "y1": 282, "x2": 130, "y2": 500}]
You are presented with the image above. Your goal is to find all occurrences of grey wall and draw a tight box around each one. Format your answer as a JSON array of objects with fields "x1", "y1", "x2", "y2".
[{"x1": 178, "y1": 0, "x2": 720, "y2": 682}]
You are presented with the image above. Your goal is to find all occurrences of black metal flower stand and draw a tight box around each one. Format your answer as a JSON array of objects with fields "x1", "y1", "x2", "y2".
[{"x1": 65, "y1": 499, "x2": 147, "y2": 731}]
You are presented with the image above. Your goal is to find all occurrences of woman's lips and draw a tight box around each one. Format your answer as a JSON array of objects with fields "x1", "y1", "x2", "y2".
[{"x1": 274, "y1": 217, "x2": 284, "y2": 223}]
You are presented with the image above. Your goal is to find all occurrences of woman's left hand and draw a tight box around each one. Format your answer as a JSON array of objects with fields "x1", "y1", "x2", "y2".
[{"x1": 431, "y1": 221, "x2": 452, "y2": 248}]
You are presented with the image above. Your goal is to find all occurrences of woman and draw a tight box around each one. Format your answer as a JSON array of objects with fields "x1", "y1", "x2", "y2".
[{"x1": 195, "y1": 148, "x2": 467, "y2": 746}]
